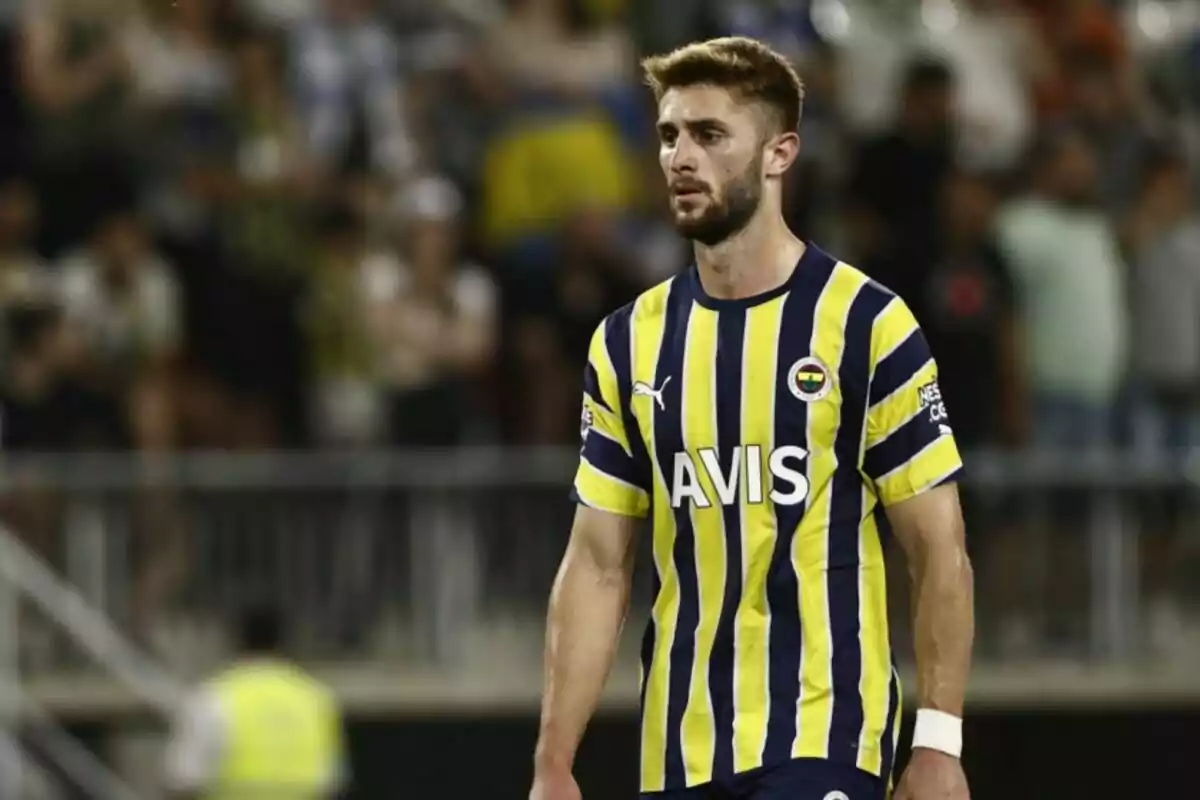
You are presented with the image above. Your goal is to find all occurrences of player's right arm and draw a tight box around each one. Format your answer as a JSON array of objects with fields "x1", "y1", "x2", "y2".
[
  {"x1": 532, "y1": 317, "x2": 650, "y2": 799},
  {"x1": 532, "y1": 505, "x2": 639, "y2": 797}
]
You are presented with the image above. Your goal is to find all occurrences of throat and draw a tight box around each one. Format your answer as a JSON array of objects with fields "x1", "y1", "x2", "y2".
[{"x1": 695, "y1": 238, "x2": 807, "y2": 301}]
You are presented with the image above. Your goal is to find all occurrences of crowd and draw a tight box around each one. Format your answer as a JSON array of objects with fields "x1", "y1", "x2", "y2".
[{"x1": 0, "y1": 0, "x2": 1196, "y2": 458}]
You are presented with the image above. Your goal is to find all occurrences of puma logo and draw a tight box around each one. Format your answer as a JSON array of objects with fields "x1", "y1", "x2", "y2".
[{"x1": 632, "y1": 376, "x2": 671, "y2": 410}]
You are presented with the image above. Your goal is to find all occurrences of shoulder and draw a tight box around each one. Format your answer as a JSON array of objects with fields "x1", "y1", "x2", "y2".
[
  {"x1": 996, "y1": 199, "x2": 1050, "y2": 239},
  {"x1": 285, "y1": 666, "x2": 341, "y2": 715},
  {"x1": 829, "y1": 258, "x2": 897, "y2": 304},
  {"x1": 585, "y1": 274, "x2": 681, "y2": 370},
  {"x1": 817, "y1": 257, "x2": 901, "y2": 329},
  {"x1": 818, "y1": 257, "x2": 919, "y2": 349}
]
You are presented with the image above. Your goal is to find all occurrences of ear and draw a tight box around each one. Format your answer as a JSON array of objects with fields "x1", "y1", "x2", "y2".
[{"x1": 763, "y1": 131, "x2": 801, "y2": 179}]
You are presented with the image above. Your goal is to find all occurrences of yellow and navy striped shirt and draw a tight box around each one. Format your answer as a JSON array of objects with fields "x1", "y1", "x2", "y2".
[{"x1": 573, "y1": 244, "x2": 963, "y2": 793}]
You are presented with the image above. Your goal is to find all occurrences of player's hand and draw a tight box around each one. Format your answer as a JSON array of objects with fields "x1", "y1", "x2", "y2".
[
  {"x1": 893, "y1": 748, "x2": 969, "y2": 800},
  {"x1": 529, "y1": 768, "x2": 582, "y2": 800}
]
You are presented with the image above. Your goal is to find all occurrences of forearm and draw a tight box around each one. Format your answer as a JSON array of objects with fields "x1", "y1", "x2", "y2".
[
  {"x1": 534, "y1": 543, "x2": 631, "y2": 771},
  {"x1": 909, "y1": 538, "x2": 975, "y2": 715}
]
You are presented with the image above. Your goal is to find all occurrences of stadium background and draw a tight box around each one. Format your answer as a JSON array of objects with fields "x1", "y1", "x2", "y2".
[{"x1": 0, "y1": 0, "x2": 1198, "y2": 796}]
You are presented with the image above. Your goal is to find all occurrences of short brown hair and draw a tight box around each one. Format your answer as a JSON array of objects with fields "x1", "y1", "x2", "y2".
[{"x1": 641, "y1": 37, "x2": 806, "y2": 133}]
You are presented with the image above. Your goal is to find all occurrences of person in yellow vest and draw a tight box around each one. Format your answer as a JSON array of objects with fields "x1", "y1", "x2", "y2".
[{"x1": 164, "y1": 602, "x2": 346, "y2": 799}]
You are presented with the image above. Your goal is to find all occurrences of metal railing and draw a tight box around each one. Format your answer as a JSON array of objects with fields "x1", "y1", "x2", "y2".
[
  {"x1": 3, "y1": 447, "x2": 1200, "y2": 710},
  {"x1": 0, "y1": 524, "x2": 183, "y2": 797}
]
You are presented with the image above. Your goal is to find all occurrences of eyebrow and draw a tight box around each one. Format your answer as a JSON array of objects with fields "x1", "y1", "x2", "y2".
[{"x1": 656, "y1": 118, "x2": 728, "y2": 136}]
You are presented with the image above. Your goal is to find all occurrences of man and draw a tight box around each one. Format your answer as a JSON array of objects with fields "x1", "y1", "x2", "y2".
[
  {"x1": 164, "y1": 602, "x2": 346, "y2": 799},
  {"x1": 530, "y1": 37, "x2": 973, "y2": 800},
  {"x1": 845, "y1": 57, "x2": 956, "y2": 288},
  {"x1": 995, "y1": 127, "x2": 1125, "y2": 454}
]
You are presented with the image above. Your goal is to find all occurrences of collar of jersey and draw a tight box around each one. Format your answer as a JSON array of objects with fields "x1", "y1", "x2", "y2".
[{"x1": 686, "y1": 241, "x2": 831, "y2": 311}]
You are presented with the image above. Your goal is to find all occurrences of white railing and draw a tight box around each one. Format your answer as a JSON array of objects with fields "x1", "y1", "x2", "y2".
[
  {"x1": 2, "y1": 446, "x2": 1199, "y2": 713},
  {"x1": 0, "y1": 530, "x2": 183, "y2": 712},
  {"x1": 0, "y1": 524, "x2": 182, "y2": 798}
]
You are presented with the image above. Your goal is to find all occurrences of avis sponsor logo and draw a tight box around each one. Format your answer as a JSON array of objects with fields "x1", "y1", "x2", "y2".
[{"x1": 670, "y1": 445, "x2": 809, "y2": 508}]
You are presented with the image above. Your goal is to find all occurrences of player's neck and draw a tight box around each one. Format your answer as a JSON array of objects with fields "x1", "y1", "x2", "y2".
[{"x1": 693, "y1": 210, "x2": 804, "y2": 301}]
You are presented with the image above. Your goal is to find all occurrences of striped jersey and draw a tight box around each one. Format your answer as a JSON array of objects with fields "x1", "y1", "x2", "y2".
[{"x1": 573, "y1": 244, "x2": 963, "y2": 792}]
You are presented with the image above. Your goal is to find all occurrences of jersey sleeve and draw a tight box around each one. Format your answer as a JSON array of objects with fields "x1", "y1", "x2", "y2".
[
  {"x1": 862, "y1": 296, "x2": 963, "y2": 506},
  {"x1": 571, "y1": 320, "x2": 651, "y2": 518}
]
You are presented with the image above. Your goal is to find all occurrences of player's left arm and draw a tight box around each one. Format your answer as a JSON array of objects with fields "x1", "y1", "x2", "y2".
[
  {"x1": 888, "y1": 484, "x2": 974, "y2": 731},
  {"x1": 863, "y1": 295, "x2": 972, "y2": 799}
]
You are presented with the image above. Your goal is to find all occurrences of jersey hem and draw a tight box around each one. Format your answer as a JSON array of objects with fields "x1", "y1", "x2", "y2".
[{"x1": 639, "y1": 751, "x2": 889, "y2": 794}]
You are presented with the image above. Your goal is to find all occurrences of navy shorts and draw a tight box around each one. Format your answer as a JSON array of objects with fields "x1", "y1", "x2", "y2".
[{"x1": 640, "y1": 758, "x2": 887, "y2": 800}]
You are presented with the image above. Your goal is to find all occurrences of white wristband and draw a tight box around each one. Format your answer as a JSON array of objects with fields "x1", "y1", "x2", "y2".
[{"x1": 911, "y1": 709, "x2": 962, "y2": 758}]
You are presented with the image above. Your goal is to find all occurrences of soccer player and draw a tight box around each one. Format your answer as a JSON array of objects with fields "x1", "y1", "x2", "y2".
[{"x1": 530, "y1": 37, "x2": 973, "y2": 800}]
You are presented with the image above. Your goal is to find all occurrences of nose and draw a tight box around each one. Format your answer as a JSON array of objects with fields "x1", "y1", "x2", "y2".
[{"x1": 668, "y1": 135, "x2": 700, "y2": 174}]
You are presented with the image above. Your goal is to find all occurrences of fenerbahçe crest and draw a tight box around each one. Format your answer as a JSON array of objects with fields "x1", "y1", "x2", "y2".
[{"x1": 787, "y1": 356, "x2": 833, "y2": 402}]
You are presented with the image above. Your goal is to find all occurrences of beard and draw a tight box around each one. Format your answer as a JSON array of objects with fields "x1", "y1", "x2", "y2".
[{"x1": 672, "y1": 154, "x2": 763, "y2": 246}]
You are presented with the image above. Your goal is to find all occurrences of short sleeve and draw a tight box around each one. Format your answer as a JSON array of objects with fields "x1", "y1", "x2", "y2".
[
  {"x1": 572, "y1": 320, "x2": 651, "y2": 518},
  {"x1": 163, "y1": 687, "x2": 226, "y2": 792},
  {"x1": 141, "y1": 264, "x2": 182, "y2": 355},
  {"x1": 862, "y1": 297, "x2": 963, "y2": 506}
]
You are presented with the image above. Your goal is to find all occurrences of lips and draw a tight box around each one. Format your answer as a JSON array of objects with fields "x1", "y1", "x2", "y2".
[{"x1": 671, "y1": 182, "x2": 708, "y2": 200}]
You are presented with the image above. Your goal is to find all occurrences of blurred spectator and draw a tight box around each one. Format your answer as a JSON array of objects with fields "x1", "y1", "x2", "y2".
[
  {"x1": 0, "y1": 302, "x2": 128, "y2": 597},
  {"x1": 183, "y1": 25, "x2": 312, "y2": 448},
  {"x1": 925, "y1": 0, "x2": 1041, "y2": 171},
  {"x1": 506, "y1": 212, "x2": 645, "y2": 443},
  {"x1": 1020, "y1": 0, "x2": 1129, "y2": 118},
  {"x1": 1125, "y1": 145, "x2": 1200, "y2": 652},
  {"x1": 376, "y1": 176, "x2": 498, "y2": 446},
  {"x1": 479, "y1": 0, "x2": 639, "y2": 270},
  {"x1": 126, "y1": 0, "x2": 233, "y2": 109},
  {"x1": 20, "y1": 0, "x2": 139, "y2": 257},
  {"x1": 304, "y1": 181, "x2": 498, "y2": 448},
  {"x1": 243, "y1": 0, "x2": 317, "y2": 28},
  {"x1": 834, "y1": 0, "x2": 926, "y2": 134},
  {"x1": 1127, "y1": 147, "x2": 1200, "y2": 456},
  {"x1": 291, "y1": 0, "x2": 414, "y2": 180},
  {"x1": 0, "y1": 301, "x2": 126, "y2": 452},
  {"x1": 627, "y1": 0, "x2": 719, "y2": 58},
  {"x1": 56, "y1": 210, "x2": 183, "y2": 451},
  {"x1": 1068, "y1": 51, "x2": 1155, "y2": 214},
  {"x1": 221, "y1": 27, "x2": 312, "y2": 278},
  {"x1": 488, "y1": 0, "x2": 634, "y2": 99},
  {"x1": 168, "y1": 25, "x2": 312, "y2": 450},
  {"x1": 912, "y1": 168, "x2": 1022, "y2": 449},
  {"x1": 997, "y1": 128, "x2": 1127, "y2": 450},
  {"x1": 0, "y1": 0, "x2": 25, "y2": 176},
  {"x1": 164, "y1": 600, "x2": 347, "y2": 799},
  {"x1": 0, "y1": 178, "x2": 52, "y2": 320},
  {"x1": 845, "y1": 56, "x2": 956, "y2": 278},
  {"x1": 786, "y1": 41, "x2": 849, "y2": 243},
  {"x1": 712, "y1": 0, "x2": 822, "y2": 65},
  {"x1": 305, "y1": 200, "x2": 387, "y2": 445}
]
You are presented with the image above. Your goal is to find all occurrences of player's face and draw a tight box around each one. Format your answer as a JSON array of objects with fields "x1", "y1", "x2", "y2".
[{"x1": 657, "y1": 86, "x2": 767, "y2": 246}]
